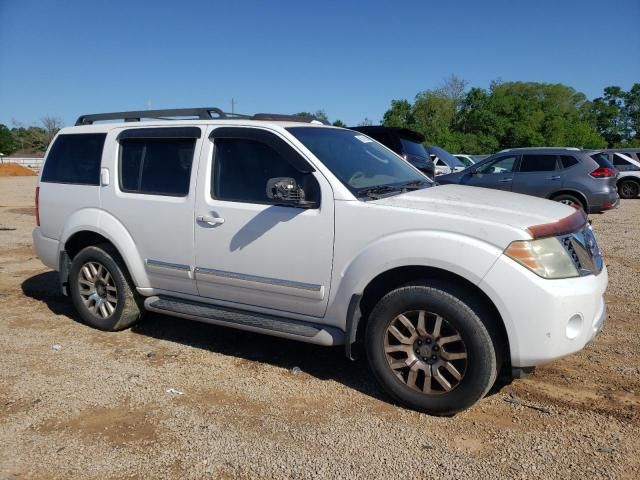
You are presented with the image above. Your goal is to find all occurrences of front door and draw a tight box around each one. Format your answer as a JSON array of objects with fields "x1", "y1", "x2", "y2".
[
  {"x1": 194, "y1": 126, "x2": 334, "y2": 318},
  {"x1": 462, "y1": 154, "x2": 518, "y2": 191}
]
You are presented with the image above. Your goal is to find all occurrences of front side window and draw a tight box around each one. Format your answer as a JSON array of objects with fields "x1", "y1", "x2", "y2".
[
  {"x1": 288, "y1": 127, "x2": 427, "y2": 193},
  {"x1": 119, "y1": 139, "x2": 195, "y2": 196},
  {"x1": 519, "y1": 154, "x2": 558, "y2": 173},
  {"x1": 212, "y1": 138, "x2": 318, "y2": 205},
  {"x1": 41, "y1": 133, "x2": 106, "y2": 185},
  {"x1": 477, "y1": 155, "x2": 517, "y2": 174}
]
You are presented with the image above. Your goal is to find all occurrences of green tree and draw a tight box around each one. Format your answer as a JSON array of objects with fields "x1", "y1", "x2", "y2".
[
  {"x1": 0, "y1": 124, "x2": 17, "y2": 155},
  {"x1": 382, "y1": 99, "x2": 414, "y2": 128},
  {"x1": 332, "y1": 119, "x2": 346, "y2": 127}
]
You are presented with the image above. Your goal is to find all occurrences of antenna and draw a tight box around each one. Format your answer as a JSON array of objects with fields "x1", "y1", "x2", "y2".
[{"x1": 231, "y1": 98, "x2": 237, "y2": 114}]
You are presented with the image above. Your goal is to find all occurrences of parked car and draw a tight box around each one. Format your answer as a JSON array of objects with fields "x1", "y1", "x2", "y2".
[
  {"x1": 33, "y1": 108, "x2": 607, "y2": 415},
  {"x1": 428, "y1": 146, "x2": 467, "y2": 175},
  {"x1": 600, "y1": 151, "x2": 640, "y2": 199},
  {"x1": 601, "y1": 148, "x2": 640, "y2": 163},
  {"x1": 348, "y1": 126, "x2": 435, "y2": 179},
  {"x1": 453, "y1": 154, "x2": 476, "y2": 167},
  {"x1": 438, "y1": 147, "x2": 619, "y2": 213}
]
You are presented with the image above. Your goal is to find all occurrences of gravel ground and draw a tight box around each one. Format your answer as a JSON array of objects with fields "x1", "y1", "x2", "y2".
[{"x1": 1, "y1": 176, "x2": 638, "y2": 479}]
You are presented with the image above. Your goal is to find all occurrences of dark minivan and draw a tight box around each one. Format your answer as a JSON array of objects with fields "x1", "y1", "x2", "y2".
[
  {"x1": 348, "y1": 126, "x2": 435, "y2": 179},
  {"x1": 437, "y1": 147, "x2": 619, "y2": 213}
]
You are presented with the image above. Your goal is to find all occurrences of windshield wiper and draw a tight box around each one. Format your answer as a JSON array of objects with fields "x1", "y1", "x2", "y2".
[
  {"x1": 399, "y1": 180, "x2": 430, "y2": 190},
  {"x1": 354, "y1": 185, "x2": 399, "y2": 199}
]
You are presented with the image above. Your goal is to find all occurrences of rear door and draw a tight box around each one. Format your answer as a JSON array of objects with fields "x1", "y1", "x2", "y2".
[
  {"x1": 100, "y1": 126, "x2": 202, "y2": 295},
  {"x1": 462, "y1": 154, "x2": 518, "y2": 191},
  {"x1": 512, "y1": 154, "x2": 561, "y2": 197}
]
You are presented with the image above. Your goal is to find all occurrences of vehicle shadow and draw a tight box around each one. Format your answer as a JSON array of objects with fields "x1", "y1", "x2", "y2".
[{"x1": 21, "y1": 271, "x2": 387, "y2": 404}]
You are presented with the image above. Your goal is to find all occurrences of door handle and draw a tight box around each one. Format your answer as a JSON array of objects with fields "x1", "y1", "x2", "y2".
[
  {"x1": 498, "y1": 178, "x2": 513, "y2": 183},
  {"x1": 548, "y1": 175, "x2": 561, "y2": 180},
  {"x1": 197, "y1": 214, "x2": 225, "y2": 226}
]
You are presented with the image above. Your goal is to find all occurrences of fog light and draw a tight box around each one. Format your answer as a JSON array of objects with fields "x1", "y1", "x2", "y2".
[{"x1": 566, "y1": 314, "x2": 583, "y2": 339}]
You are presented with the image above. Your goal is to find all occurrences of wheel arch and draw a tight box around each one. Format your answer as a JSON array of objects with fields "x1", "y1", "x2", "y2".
[
  {"x1": 59, "y1": 209, "x2": 149, "y2": 289},
  {"x1": 549, "y1": 189, "x2": 589, "y2": 211},
  {"x1": 348, "y1": 265, "x2": 511, "y2": 377}
]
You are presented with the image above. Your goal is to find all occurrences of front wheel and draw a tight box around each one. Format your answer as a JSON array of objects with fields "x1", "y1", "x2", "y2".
[
  {"x1": 69, "y1": 244, "x2": 142, "y2": 331},
  {"x1": 552, "y1": 194, "x2": 585, "y2": 211},
  {"x1": 365, "y1": 283, "x2": 497, "y2": 415}
]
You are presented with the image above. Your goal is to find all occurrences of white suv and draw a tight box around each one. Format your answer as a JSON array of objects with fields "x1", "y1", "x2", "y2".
[{"x1": 33, "y1": 108, "x2": 608, "y2": 415}]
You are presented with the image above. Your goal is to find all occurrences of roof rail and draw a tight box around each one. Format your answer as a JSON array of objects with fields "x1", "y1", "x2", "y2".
[
  {"x1": 75, "y1": 108, "x2": 330, "y2": 126},
  {"x1": 499, "y1": 146, "x2": 581, "y2": 153}
]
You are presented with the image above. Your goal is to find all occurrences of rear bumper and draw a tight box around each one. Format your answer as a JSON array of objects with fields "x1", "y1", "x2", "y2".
[
  {"x1": 588, "y1": 191, "x2": 619, "y2": 213},
  {"x1": 32, "y1": 227, "x2": 59, "y2": 270}
]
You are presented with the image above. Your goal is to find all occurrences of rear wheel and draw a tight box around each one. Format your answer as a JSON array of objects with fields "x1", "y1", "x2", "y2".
[
  {"x1": 365, "y1": 283, "x2": 497, "y2": 415},
  {"x1": 552, "y1": 193, "x2": 585, "y2": 211},
  {"x1": 69, "y1": 244, "x2": 142, "y2": 331},
  {"x1": 618, "y1": 179, "x2": 639, "y2": 199}
]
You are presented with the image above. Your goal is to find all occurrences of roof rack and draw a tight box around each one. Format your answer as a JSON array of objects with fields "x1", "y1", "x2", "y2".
[
  {"x1": 75, "y1": 108, "x2": 330, "y2": 126},
  {"x1": 499, "y1": 146, "x2": 581, "y2": 152}
]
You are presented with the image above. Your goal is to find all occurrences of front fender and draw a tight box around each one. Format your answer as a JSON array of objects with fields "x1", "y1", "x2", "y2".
[
  {"x1": 59, "y1": 208, "x2": 150, "y2": 288},
  {"x1": 325, "y1": 230, "x2": 504, "y2": 330}
]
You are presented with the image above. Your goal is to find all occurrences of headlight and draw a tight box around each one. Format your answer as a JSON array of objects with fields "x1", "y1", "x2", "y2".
[{"x1": 504, "y1": 237, "x2": 579, "y2": 279}]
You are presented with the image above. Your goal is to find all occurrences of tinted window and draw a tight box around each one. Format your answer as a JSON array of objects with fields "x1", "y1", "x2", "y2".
[
  {"x1": 591, "y1": 153, "x2": 616, "y2": 169},
  {"x1": 400, "y1": 138, "x2": 428, "y2": 158},
  {"x1": 612, "y1": 153, "x2": 631, "y2": 166},
  {"x1": 120, "y1": 139, "x2": 195, "y2": 196},
  {"x1": 455, "y1": 155, "x2": 474, "y2": 167},
  {"x1": 287, "y1": 127, "x2": 426, "y2": 192},
  {"x1": 477, "y1": 156, "x2": 517, "y2": 174},
  {"x1": 560, "y1": 155, "x2": 579, "y2": 169},
  {"x1": 213, "y1": 138, "x2": 317, "y2": 204},
  {"x1": 519, "y1": 154, "x2": 558, "y2": 172},
  {"x1": 41, "y1": 133, "x2": 106, "y2": 185}
]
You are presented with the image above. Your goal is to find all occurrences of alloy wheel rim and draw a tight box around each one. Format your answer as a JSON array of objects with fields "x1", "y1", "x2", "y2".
[
  {"x1": 384, "y1": 310, "x2": 467, "y2": 394},
  {"x1": 78, "y1": 261, "x2": 117, "y2": 319},
  {"x1": 622, "y1": 183, "x2": 637, "y2": 197}
]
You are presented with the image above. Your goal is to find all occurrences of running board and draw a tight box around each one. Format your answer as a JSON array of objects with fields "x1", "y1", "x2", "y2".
[{"x1": 144, "y1": 295, "x2": 343, "y2": 346}]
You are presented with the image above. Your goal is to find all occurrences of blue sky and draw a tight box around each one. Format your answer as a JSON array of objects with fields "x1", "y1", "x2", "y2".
[{"x1": 1, "y1": 0, "x2": 639, "y2": 127}]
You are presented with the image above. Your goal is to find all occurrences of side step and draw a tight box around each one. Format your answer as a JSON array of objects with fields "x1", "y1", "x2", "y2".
[{"x1": 144, "y1": 295, "x2": 344, "y2": 346}]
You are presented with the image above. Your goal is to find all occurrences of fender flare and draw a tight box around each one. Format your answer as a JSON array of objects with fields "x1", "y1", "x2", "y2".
[{"x1": 59, "y1": 208, "x2": 150, "y2": 288}]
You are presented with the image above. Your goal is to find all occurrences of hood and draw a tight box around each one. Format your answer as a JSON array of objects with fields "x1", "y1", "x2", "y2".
[{"x1": 372, "y1": 184, "x2": 578, "y2": 235}]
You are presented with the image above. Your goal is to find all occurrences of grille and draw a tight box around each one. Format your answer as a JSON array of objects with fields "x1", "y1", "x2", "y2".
[{"x1": 559, "y1": 226, "x2": 603, "y2": 276}]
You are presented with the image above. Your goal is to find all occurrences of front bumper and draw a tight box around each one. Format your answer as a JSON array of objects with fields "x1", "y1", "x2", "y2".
[{"x1": 479, "y1": 255, "x2": 608, "y2": 367}]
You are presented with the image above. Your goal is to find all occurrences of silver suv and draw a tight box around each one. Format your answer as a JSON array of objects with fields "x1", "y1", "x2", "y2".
[
  {"x1": 33, "y1": 108, "x2": 608, "y2": 415},
  {"x1": 438, "y1": 147, "x2": 619, "y2": 213}
]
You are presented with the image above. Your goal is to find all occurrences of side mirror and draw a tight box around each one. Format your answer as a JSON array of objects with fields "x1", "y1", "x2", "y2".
[
  {"x1": 266, "y1": 177, "x2": 316, "y2": 208},
  {"x1": 469, "y1": 169, "x2": 478, "y2": 176}
]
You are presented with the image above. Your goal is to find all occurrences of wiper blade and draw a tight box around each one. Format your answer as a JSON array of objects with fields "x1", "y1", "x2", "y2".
[
  {"x1": 354, "y1": 185, "x2": 399, "y2": 199},
  {"x1": 399, "y1": 180, "x2": 430, "y2": 189}
]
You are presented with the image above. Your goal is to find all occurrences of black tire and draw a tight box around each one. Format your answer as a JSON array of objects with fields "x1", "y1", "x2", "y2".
[
  {"x1": 69, "y1": 244, "x2": 142, "y2": 331},
  {"x1": 365, "y1": 283, "x2": 497, "y2": 416},
  {"x1": 552, "y1": 193, "x2": 585, "y2": 211},
  {"x1": 618, "y1": 179, "x2": 640, "y2": 199}
]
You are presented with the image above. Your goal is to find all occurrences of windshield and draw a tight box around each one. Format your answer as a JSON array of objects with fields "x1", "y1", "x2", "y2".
[
  {"x1": 427, "y1": 146, "x2": 465, "y2": 168},
  {"x1": 400, "y1": 138, "x2": 429, "y2": 159},
  {"x1": 288, "y1": 127, "x2": 429, "y2": 193}
]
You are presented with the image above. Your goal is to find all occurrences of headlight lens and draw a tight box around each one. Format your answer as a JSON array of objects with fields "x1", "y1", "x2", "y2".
[{"x1": 504, "y1": 237, "x2": 579, "y2": 279}]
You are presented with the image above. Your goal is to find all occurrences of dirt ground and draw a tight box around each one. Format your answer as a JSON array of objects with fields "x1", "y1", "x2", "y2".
[
  {"x1": 1, "y1": 176, "x2": 638, "y2": 479},
  {"x1": 0, "y1": 164, "x2": 37, "y2": 177}
]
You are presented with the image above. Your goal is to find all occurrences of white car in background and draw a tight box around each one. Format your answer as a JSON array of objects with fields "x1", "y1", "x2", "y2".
[
  {"x1": 605, "y1": 151, "x2": 640, "y2": 199},
  {"x1": 427, "y1": 145, "x2": 466, "y2": 175},
  {"x1": 453, "y1": 154, "x2": 490, "y2": 168}
]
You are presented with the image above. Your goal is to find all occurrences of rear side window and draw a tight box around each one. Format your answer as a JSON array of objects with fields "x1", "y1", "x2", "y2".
[
  {"x1": 519, "y1": 154, "x2": 558, "y2": 172},
  {"x1": 560, "y1": 155, "x2": 579, "y2": 169},
  {"x1": 41, "y1": 133, "x2": 106, "y2": 185},
  {"x1": 212, "y1": 138, "x2": 315, "y2": 204},
  {"x1": 591, "y1": 152, "x2": 615, "y2": 169},
  {"x1": 612, "y1": 153, "x2": 631, "y2": 167},
  {"x1": 119, "y1": 139, "x2": 195, "y2": 196}
]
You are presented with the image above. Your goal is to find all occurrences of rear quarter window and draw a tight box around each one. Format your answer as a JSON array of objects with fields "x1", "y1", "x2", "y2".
[{"x1": 41, "y1": 133, "x2": 106, "y2": 185}]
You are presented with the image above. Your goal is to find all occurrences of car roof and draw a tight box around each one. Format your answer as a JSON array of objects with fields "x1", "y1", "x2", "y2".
[{"x1": 58, "y1": 119, "x2": 339, "y2": 135}]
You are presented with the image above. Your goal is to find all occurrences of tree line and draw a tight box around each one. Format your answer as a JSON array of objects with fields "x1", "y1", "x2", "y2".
[
  {"x1": 1, "y1": 80, "x2": 637, "y2": 156},
  {"x1": 381, "y1": 76, "x2": 640, "y2": 153},
  {"x1": 0, "y1": 116, "x2": 64, "y2": 157}
]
